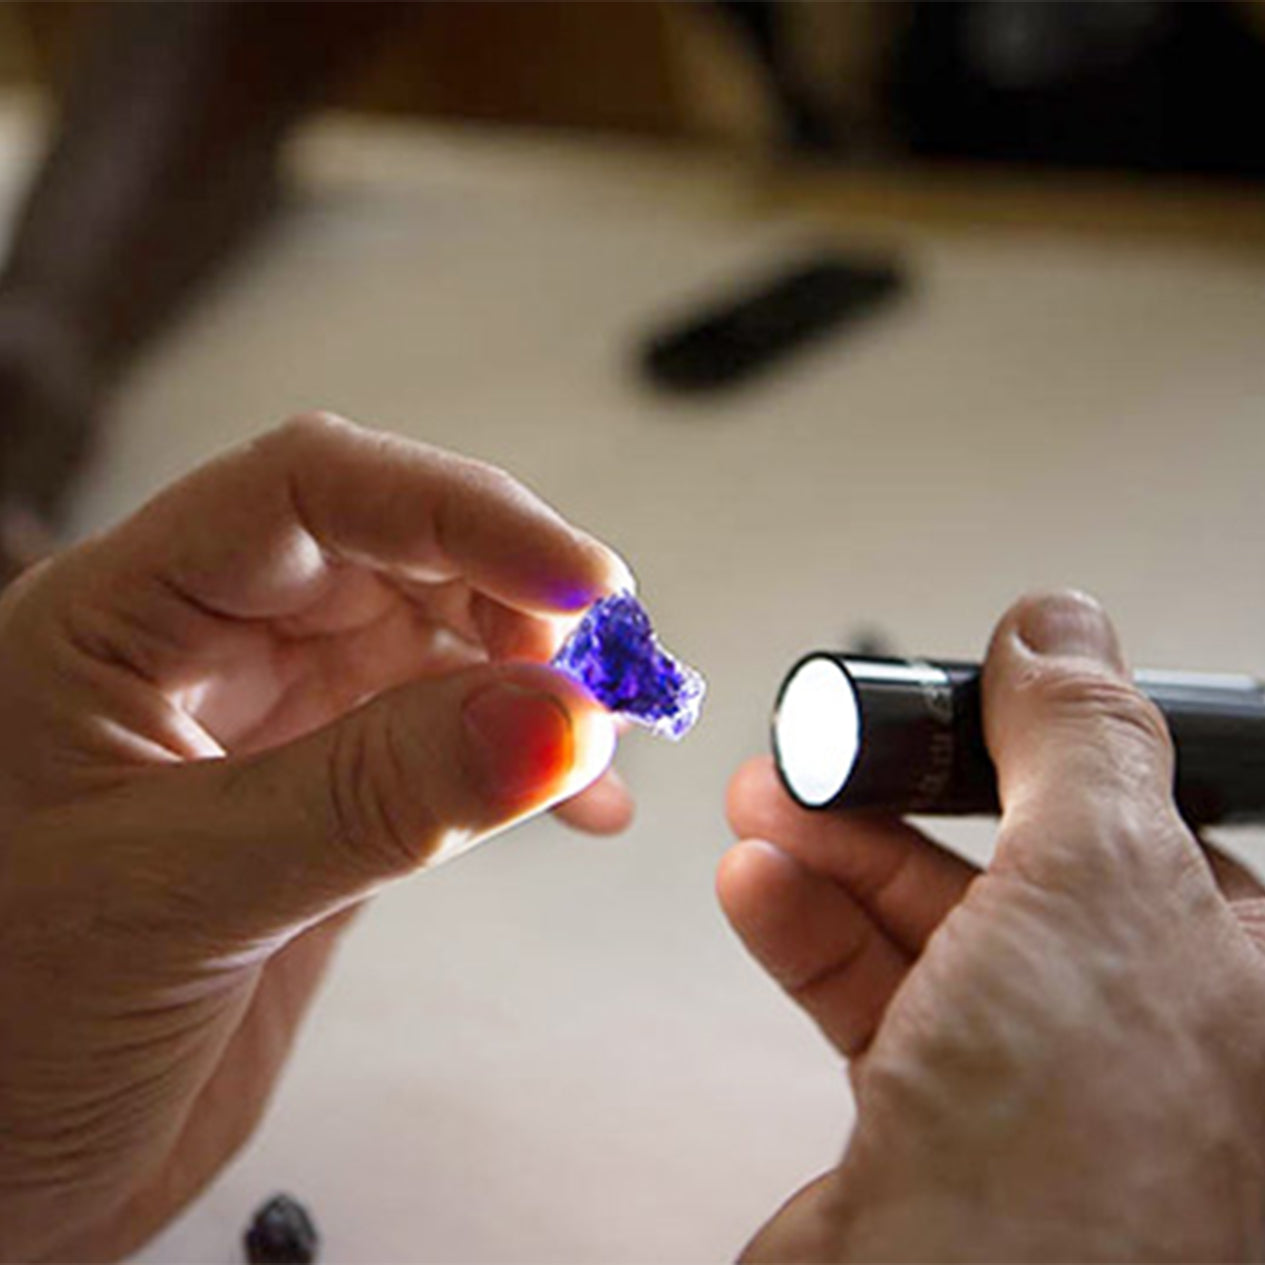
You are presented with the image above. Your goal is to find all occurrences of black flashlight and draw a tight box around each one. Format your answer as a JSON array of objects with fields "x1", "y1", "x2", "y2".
[{"x1": 772, "y1": 654, "x2": 1265, "y2": 825}]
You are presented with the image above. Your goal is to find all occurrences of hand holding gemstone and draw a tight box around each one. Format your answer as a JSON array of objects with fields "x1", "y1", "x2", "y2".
[
  {"x1": 0, "y1": 414, "x2": 631, "y2": 1262},
  {"x1": 551, "y1": 592, "x2": 705, "y2": 740}
]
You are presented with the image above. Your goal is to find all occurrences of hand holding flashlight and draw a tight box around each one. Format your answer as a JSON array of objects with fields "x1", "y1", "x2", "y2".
[{"x1": 722, "y1": 592, "x2": 1265, "y2": 1262}]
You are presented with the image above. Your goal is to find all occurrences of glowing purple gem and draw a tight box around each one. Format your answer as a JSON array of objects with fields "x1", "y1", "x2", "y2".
[{"x1": 551, "y1": 592, "x2": 705, "y2": 740}]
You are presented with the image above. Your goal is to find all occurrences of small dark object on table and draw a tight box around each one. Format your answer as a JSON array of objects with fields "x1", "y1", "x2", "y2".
[
  {"x1": 640, "y1": 253, "x2": 905, "y2": 393},
  {"x1": 244, "y1": 1193, "x2": 319, "y2": 1265}
]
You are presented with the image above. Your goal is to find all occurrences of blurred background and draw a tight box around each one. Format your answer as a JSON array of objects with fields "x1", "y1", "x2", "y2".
[
  {"x1": 2, "y1": 0, "x2": 1265, "y2": 568},
  {"x1": 1, "y1": 4, "x2": 1264, "y2": 1263},
  {"x1": 6, "y1": 2, "x2": 1265, "y2": 167}
]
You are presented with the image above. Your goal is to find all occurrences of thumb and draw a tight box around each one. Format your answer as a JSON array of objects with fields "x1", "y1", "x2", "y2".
[
  {"x1": 128, "y1": 663, "x2": 615, "y2": 944},
  {"x1": 983, "y1": 590, "x2": 1197, "y2": 890}
]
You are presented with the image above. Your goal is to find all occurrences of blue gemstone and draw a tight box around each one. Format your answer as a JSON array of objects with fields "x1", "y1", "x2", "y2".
[{"x1": 551, "y1": 592, "x2": 705, "y2": 740}]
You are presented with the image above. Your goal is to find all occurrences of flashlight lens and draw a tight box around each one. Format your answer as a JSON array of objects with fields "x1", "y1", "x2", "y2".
[{"x1": 774, "y1": 655, "x2": 860, "y2": 807}]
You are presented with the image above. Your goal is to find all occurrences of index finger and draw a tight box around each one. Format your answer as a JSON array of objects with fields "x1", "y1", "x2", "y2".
[
  {"x1": 726, "y1": 756, "x2": 977, "y2": 954},
  {"x1": 86, "y1": 412, "x2": 632, "y2": 622}
]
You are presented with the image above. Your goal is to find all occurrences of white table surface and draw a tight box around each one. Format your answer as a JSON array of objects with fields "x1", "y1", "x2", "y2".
[{"x1": 5, "y1": 107, "x2": 1265, "y2": 1263}]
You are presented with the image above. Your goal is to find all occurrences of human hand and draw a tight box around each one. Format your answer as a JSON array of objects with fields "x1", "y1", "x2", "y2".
[
  {"x1": 722, "y1": 592, "x2": 1265, "y2": 1261},
  {"x1": 0, "y1": 413, "x2": 631, "y2": 1262}
]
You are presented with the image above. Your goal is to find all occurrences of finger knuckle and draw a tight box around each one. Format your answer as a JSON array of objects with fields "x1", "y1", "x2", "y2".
[
  {"x1": 325, "y1": 705, "x2": 440, "y2": 878},
  {"x1": 256, "y1": 411, "x2": 355, "y2": 472},
  {"x1": 276, "y1": 409, "x2": 352, "y2": 447},
  {"x1": 998, "y1": 665, "x2": 1192, "y2": 892},
  {"x1": 1000, "y1": 764, "x2": 1196, "y2": 901},
  {"x1": 0, "y1": 547, "x2": 104, "y2": 685},
  {"x1": 461, "y1": 456, "x2": 520, "y2": 501},
  {"x1": 1032, "y1": 664, "x2": 1174, "y2": 771}
]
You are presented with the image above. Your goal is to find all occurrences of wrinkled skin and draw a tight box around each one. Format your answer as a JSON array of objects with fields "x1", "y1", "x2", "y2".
[
  {"x1": 0, "y1": 413, "x2": 633, "y2": 1262},
  {"x1": 721, "y1": 593, "x2": 1265, "y2": 1261}
]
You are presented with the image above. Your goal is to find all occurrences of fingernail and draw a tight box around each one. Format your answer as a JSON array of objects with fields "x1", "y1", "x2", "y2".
[
  {"x1": 575, "y1": 530, "x2": 636, "y2": 598},
  {"x1": 605, "y1": 547, "x2": 637, "y2": 596},
  {"x1": 1016, "y1": 591, "x2": 1124, "y2": 669},
  {"x1": 462, "y1": 683, "x2": 576, "y2": 804}
]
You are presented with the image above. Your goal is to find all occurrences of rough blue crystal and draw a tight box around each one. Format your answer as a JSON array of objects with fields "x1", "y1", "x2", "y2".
[{"x1": 551, "y1": 592, "x2": 705, "y2": 740}]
